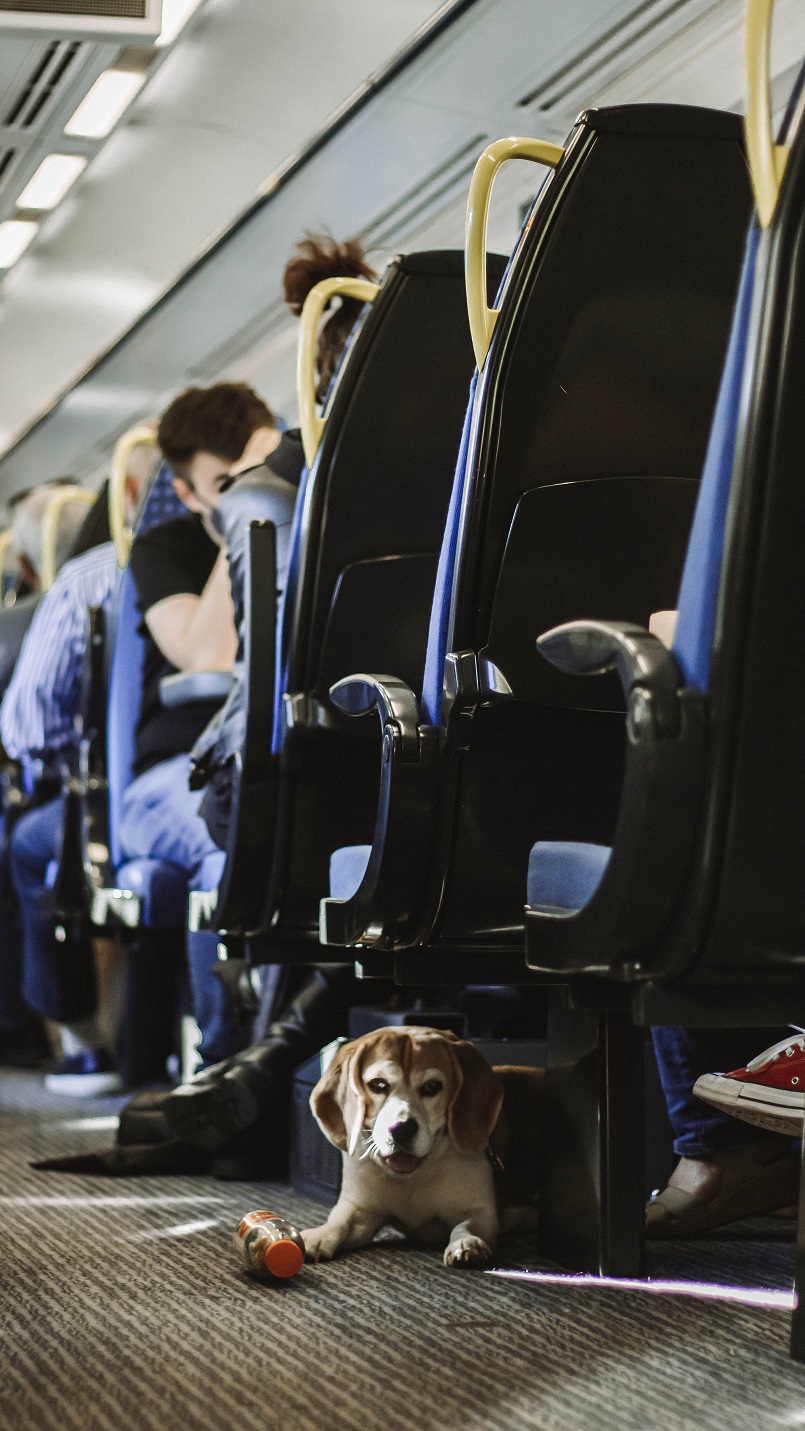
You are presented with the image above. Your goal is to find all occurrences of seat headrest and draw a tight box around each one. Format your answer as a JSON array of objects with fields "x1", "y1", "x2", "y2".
[{"x1": 134, "y1": 460, "x2": 187, "y2": 537}]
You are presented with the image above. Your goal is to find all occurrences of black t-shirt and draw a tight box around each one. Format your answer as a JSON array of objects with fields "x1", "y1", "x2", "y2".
[{"x1": 129, "y1": 514, "x2": 219, "y2": 776}]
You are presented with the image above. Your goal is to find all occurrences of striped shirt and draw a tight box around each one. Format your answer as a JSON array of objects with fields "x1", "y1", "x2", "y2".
[{"x1": 0, "y1": 541, "x2": 118, "y2": 761}]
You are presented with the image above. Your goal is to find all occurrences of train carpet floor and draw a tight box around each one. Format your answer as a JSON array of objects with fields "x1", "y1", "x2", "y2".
[{"x1": 1, "y1": 1068, "x2": 804, "y2": 1431}]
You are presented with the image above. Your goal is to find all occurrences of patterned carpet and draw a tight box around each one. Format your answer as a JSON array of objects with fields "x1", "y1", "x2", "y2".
[{"x1": 1, "y1": 1070, "x2": 805, "y2": 1431}]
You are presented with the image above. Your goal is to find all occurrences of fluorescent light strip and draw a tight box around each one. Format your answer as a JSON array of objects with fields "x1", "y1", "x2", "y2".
[
  {"x1": 17, "y1": 154, "x2": 87, "y2": 211},
  {"x1": 487, "y1": 1268, "x2": 794, "y2": 1310},
  {"x1": 0, "y1": 220, "x2": 38, "y2": 269},
  {"x1": 65, "y1": 71, "x2": 145, "y2": 140},
  {"x1": 156, "y1": 0, "x2": 203, "y2": 46}
]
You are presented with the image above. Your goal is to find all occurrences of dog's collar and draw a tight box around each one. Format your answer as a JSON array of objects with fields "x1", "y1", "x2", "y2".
[{"x1": 486, "y1": 1146, "x2": 505, "y2": 1175}]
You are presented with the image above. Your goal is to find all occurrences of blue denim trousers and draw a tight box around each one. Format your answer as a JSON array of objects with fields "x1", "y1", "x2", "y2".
[
  {"x1": 651, "y1": 1025, "x2": 790, "y2": 1157},
  {"x1": 9, "y1": 797, "x2": 97, "y2": 1023},
  {"x1": 120, "y1": 756, "x2": 238, "y2": 1066},
  {"x1": 0, "y1": 813, "x2": 29, "y2": 1030}
]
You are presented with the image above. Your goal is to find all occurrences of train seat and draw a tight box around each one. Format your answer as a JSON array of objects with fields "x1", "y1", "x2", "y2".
[
  {"x1": 92, "y1": 460, "x2": 190, "y2": 930},
  {"x1": 209, "y1": 251, "x2": 499, "y2": 963},
  {"x1": 524, "y1": 222, "x2": 761, "y2": 946},
  {"x1": 524, "y1": 77, "x2": 805, "y2": 993},
  {"x1": 517, "y1": 58, "x2": 805, "y2": 1353},
  {"x1": 321, "y1": 104, "x2": 753, "y2": 970}
]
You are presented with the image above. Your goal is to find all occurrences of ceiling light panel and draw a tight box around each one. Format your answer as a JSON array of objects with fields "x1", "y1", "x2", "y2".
[
  {"x1": 64, "y1": 69, "x2": 144, "y2": 138},
  {"x1": 0, "y1": 218, "x2": 37, "y2": 267},
  {"x1": 16, "y1": 152, "x2": 87, "y2": 208},
  {"x1": 155, "y1": 0, "x2": 202, "y2": 47}
]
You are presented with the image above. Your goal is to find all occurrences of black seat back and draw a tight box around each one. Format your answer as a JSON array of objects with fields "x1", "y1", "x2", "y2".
[
  {"x1": 261, "y1": 251, "x2": 504, "y2": 941},
  {"x1": 427, "y1": 105, "x2": 753, "y2": 948}
]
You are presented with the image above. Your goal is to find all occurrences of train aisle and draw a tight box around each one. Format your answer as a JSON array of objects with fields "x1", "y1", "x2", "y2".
[{"x1": 0, "y1": 1073, "x2": 802, "y2": 1431}]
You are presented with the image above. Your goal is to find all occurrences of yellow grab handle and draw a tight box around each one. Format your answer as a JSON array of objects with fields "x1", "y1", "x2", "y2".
[
  {"x1": 466, "y1": 137, "x2": 564, "y2": 370},
  {"x1": 745, "y1": 0, "x2": 790, "y2": 227},
  {"x1": 40, "y1": 485, "x2": 96, "y2": 591},
  {"x1": 109, "y1": 424, "x2": 158, "y2": 569},
  {"x1": 0, "y1": 529, "x2": 13, "y2": 599},
  {"x1": 297, "y1": 276, "x2": 379, "y2": 467}
]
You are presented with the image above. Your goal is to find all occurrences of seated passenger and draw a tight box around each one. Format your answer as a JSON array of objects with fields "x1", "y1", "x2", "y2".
[
  {"x1": 6, "y1": 480, "x2": 88, "y2": 596},
  {"x1": 149, "y1": 237, "x2": 382, "y2": 1153},
  {"x1": 191, "y1": 232, "x2": 375, "y2": 843},
  {"x1": 120, "y1": 382, "x2": 284, "y2": 1069},
  {"x1": 0, "y1": 455, "x2": 154, "y2": 1086},
  {"x1": 646, "y1": 1026, "x2": 799, "y2": 1236}
]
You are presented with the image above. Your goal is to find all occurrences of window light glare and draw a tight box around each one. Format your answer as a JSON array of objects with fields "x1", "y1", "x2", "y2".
[
  {"x1": 64, "y1": 71, "x2": 145, "y2": 140},
  {"x1": 156, "y1": 0, "x2": 203, "y2": 46},
  {"x1": 0, "y1": 220, "x2": 38, "y2": 269},
  {"x1": 17, "y1": 154, "x2": 87, "y2": 211}
]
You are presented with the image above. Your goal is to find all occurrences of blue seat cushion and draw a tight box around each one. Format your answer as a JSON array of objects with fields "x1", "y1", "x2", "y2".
[
  {"x1": 527, "y1": 841, "x2": 611, "y2": 913},
  {"x1": 329, "y1": 845, "x2": 371, "y2": 901},
  {"x1": 116, "y1": 858, "x2": 189, "y2": 927},
  {"x1": 194, "y1": 850, "x2": 226, "y2": 895}
]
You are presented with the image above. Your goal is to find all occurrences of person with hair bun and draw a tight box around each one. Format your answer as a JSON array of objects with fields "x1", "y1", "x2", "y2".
[
  {"x1": 191, "y1": 233, "x2": 377, "y2": 848},
  {"x1": 283, "y1": 233, "x2": 377, "y2": 404}
]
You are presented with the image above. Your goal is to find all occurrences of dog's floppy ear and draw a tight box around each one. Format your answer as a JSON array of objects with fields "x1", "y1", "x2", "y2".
[
  {"x1": 310, "y1": 1042, "x2": 355, "y2": 1151},
  {"x1": 447, "y1": 1039, "x2": 504, "y2": 1154}
]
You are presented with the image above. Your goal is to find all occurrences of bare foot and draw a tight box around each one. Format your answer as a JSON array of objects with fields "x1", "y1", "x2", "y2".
[{"x1": 667, "y1": 1155, "x2": 725, "y2": 1201}]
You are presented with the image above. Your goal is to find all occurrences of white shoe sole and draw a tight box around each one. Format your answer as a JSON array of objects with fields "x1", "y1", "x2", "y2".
[
  {"x1": 44, "y1": 1072, "x2": 123, "y2": 1098},
  {"x1": 694, "y1": 1072, "x2": 805, "y2": 1136}
]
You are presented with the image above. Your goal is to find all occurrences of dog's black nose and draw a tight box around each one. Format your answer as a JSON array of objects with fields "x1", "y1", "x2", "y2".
[{"x1": 389, "y1": 1118, "x2": 418, "y2": 1146}]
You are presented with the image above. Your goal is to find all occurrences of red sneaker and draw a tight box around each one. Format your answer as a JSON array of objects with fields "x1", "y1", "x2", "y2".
[{"x1": 694, "y1": 1032, "x2": 805, "y2": 1136}]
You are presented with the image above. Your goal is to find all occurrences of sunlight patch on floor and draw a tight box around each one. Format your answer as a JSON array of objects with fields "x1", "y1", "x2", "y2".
[{"x1": 488, "y1": 1269, "x2": 794, "y2": 1310}]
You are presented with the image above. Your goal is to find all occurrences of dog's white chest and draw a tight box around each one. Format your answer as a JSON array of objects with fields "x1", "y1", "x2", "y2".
[{"x1": 341, "y1": 1150, "x2": 495, "y2": 1232}]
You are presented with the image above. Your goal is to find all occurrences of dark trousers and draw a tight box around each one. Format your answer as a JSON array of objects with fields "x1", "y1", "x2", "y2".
[
  {"x1": 651, "y1": 1025, "x2": 789, "y2": 1157},
  {"x1": 9, "y1": 797, "x2": 96, "y2": 1023},
  {"x1": 0, "y1": 814, "x2": 28, "y2": 1031}
]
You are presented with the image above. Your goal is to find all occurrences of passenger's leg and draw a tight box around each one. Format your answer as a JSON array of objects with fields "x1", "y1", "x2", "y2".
[
  {"x1": 120, "y1": 755, "x2": 240, "y2": 1065},
  {"x1": 9, "y1": 798, "x2": 120, "y2": 1092},
  {"x1": 648, "y1": 1026, "x2": 798, "y2": 1235},
  {"x1": 161, "y1": 965, "x2": 359, "y2": 1149},
  {"x1": 0, "y1": 813, "x2": 49, "y2": 1065},
  {"x1": 10, "y1": 799, "x2": 97, "y2": 1025}
]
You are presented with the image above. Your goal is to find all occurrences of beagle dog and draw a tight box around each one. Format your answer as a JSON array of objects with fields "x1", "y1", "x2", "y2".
[{"x1": 302, "y1": 1026, "x2": 541, "y2": 1268}]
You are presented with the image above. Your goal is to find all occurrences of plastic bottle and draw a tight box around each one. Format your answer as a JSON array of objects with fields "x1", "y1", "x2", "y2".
[{"x1": 234, "y1": 1210, "x2": 305, "y2": 1280}]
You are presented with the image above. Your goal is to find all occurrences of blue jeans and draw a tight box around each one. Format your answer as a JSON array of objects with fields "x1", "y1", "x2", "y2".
[
  {"x1": 0, "y1": 814, "x2": 28, "y2": 1031},
  {"x1": 9, "y1": 797, "x2": 96, "y2": 1022},
  {"x1": 651, "y1": 1025, "x2": 789, "y2": 1157},
  {"x1": 120, "y1": 756, "x2": 238, "y2": 1066}
]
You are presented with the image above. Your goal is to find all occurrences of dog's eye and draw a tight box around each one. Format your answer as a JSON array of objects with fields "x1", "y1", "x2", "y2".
[
  {"x1": 366, "y1": 1078, "x2": 389, "y2": 1095},
  {"x1": 420, "y1": 1080, "x2": 443, "y2": 1098}
]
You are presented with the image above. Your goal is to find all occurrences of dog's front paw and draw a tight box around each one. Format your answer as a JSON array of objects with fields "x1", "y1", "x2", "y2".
[
  {"x1": 301, "y1": 1225, "x2": 343, "y2": 1263},
  {"x1": 444, "y1": 1235, "x2": 492, "y2": 1268}
]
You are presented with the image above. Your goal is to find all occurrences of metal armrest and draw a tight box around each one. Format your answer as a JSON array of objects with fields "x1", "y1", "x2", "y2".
[
  {"x1": 320, "y1": 673, "x2": 438, "y2": 948},
  {"x1": 330, "y1": 674, "x2": 422, "y2": 758},
  {"x1": 159, "y1": 671, "x2": 235, "y2": 708},
  {"x1": 538, "y1": 619, "x2": 682, "y2": 735},
  {"x1": 526, "y1": 620, "x2": 706, "y2": 977}
]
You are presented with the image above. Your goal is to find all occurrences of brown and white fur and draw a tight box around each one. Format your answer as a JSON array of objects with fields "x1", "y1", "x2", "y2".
[{"x1": 302, "y1": 1026, "x2": 540, "y2": 1268}]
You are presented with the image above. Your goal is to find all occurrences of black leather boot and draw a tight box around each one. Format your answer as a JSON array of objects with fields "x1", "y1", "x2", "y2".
[{"x1": 159, "y1": 965, "x2": 356, "y2": 1150}]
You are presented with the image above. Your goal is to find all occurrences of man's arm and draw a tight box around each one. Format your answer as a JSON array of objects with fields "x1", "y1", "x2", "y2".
[
  {"x1": 144, "y1": 547, "x2": 237, "y2": 673},
  {"x1": 0, "y1": 547, "x2": 114, "y2": 760}
]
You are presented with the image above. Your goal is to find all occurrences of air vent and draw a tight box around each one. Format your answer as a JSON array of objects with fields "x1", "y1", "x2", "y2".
[
  {"x1": 517, "y1": 0, "x2": 707, "y2": 113},
  {"x1": 3, "y1": 40, "x2": 80, "y2": 128},
  {"x1": 0, "y1": 149, "x2": 17, "y2": 184},
  {"x1": 0, "y1": 0, "x2": 160, "y2": 37},
  {"x1": 0, "y1": 0, "x2": 145, "y2": 11},
  {"x1": 363, "y1": 134, "x2": 487, "y2": 250}
]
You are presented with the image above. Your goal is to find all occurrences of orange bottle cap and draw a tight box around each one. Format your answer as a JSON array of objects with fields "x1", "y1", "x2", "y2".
[{"x1": 263, "y1": 1238, "x2": 303, "y2": 1279}]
